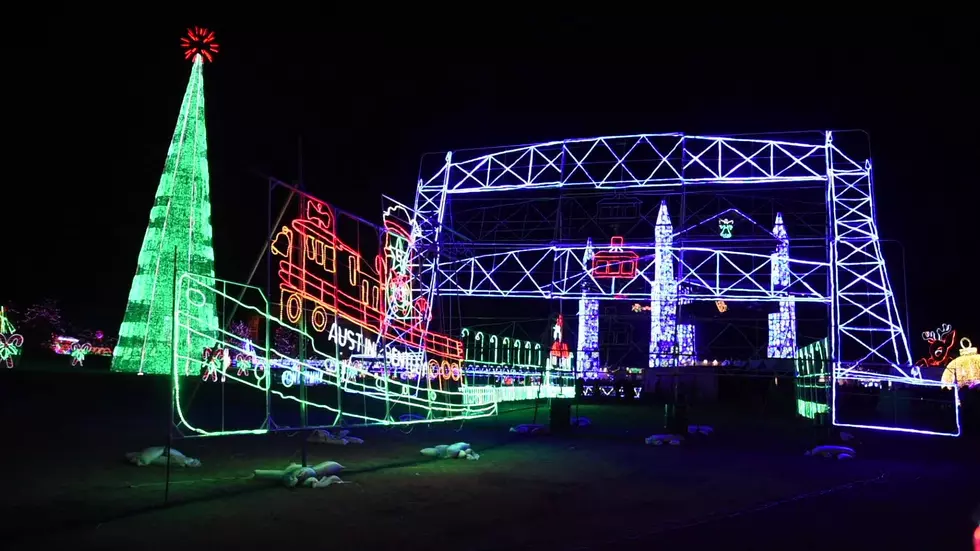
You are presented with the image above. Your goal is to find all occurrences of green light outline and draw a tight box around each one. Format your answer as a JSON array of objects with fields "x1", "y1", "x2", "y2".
[{"x1": 173, "y1": 274, "x2": 497, "y2": 437}]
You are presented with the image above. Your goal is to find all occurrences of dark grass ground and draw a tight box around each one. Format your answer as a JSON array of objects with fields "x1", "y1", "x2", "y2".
[{"x1": 1, "y1": 368, "x2": 978, "y2": 550}]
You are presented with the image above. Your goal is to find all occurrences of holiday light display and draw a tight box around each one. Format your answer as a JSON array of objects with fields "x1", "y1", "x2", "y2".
[
  {"x1": 455, "y1": 327, "x2": 573, "y2": 400},
  {"x1": 201, "y1": 344, "x2": 230, "y2": 382},
  {"x1": 121, "y1": 35, "x2": 956, "y2": 438},
  {"x1": 0, "y1": 334, "x2": 21, "y2": 368},
  {"x1": 916, "y1": 323, "x2": 957, "y2": 367},
  {"x1": 235, "y1": 340, "x2": 258, "y2": 377},
  {"x1": 677, "y1": 324, "x2": 696, "y2": 365},
  {"x1": 767, "y1": 302, "x2": 797, "y2": 358},
  {"x1": 231, "y1": 320, "x2": 249, "y2": 340},
  {"x1": 52, "y1": 335, "x2": 113, "y2": 357},
  {"x1": 413, "y1": 132, "x2": 952, "y2": 435},
  {"x1": 274, "y1": 326, "x2": 296, "y2": 357},
  {"x1": 460, "y1": 328, "x2": 542, "y2": 368},
  {"x1": 271, "y1": 198, "x2": 461, "y2": 361},
  {"x1": 0, "y1": 307, "x2": 23, "y2": 368},
  {"x1": 545, "y1": 315, "x2": 576, "y2": 396},
  {"x1": 172, "y1": 273, "x2": 497, "y2": 436},
  {"x1": 576, "y1": 295, "x2": 600, "y2": 378},
  {"x1": 169, "y1": 186, "x2": 496, "y2": 434},
  {"x1": 771, "y1": 213, "x2": 791, "y2": 288},
  {"x1": 23, "y1": 300, "x2": 63, "y2": 332},
  {"x1": 718, "y1": 218, "x2": 734, "y2": 239},
  {"x1": 549, "y1": 315, "x2": 572, "y2": 367},
  {"x1": 942, "y1": 338, "x2": 980, "y2": 389},
  {"x1": 592, "y1": 236, "x2": 638, "y2": 279},
  {"x1": 581, "y1": 384, "x2": 643, "y2": 399},
  {"x1": 180, "y1": 27, "x2": 219, "y2": 63},
  {"x1": 113, "y1": 41, "x2": 219, "y2": 375},
  {"x1": 382, "y1": 210, "x2": 415, "y2": 321},
  {"x1": 649, "y1": 201, "x2": 678, "y2": 369},
  {"x1": 767, "y1": 213, "x2": 797, "y2": 357},
  {"x1": 795, "y1": 339, "x2": 830, "y2": 419},
  {"x1": 70, "y1": 343, "x2": 91, "y2": 367}
]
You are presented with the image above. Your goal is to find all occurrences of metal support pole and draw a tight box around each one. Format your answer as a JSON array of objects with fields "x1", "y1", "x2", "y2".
[{"x1": 226, "y1": 190, "x2": 294, "y2": 323}]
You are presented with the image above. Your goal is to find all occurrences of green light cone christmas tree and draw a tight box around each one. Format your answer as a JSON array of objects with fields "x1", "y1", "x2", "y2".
[{"x1": 112, "y1": 28, "x2": 221, "y2": 375}]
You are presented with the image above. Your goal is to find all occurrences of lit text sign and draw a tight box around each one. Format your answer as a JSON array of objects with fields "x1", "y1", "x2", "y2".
[{"x1": 327, "y1": 321, "x2": 378, "y2": 357}]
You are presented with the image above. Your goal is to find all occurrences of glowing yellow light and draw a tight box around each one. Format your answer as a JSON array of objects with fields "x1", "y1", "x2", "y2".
[{"x1": 941, "y1": 338, "x2": 980, "y2": 389}]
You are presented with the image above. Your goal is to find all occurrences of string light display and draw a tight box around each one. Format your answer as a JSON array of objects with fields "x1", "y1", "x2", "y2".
[
  {"x1": 271, "y1": 198, "x2": 462, "y2": 360},
  {"x1": 549, "y1": 315, "x2": 572, "y2": 366},
  {"x1": 0, "y1": 334, "x2": 21, "y2": 368},
  {"x1": 180, "y1": 27, "x2": 219, "y2": 63},
  {"x1": 0, "y1": 307, "x2": 17, "y2": 338},
  {"x1": 677, "y1": 324, "x2": 696, "y2": 365},
  {"x1": 771, "y1": 213, "x2": 791, "y2": 288},
  {"x1": 113, "y1": 40, "x2": 219, "y2": 375},
  {"x1": 172, "y1": 275, "x2": 497, "y2": 436},
  {"x1": 768, "y1": 302, "x2": 797, "y2": 358},
  {"x1": 649, "y1": 201, "x2": 678, "y2": 368},
  {"x1": 942, "y1": 338, "x2": 979, "y2": 389},
  {"x1": 546, "y1": 315, "x2": 576, "y2": 393},
  {"x1": 169, "y1": 188, "x2": 502, "y2": 433},
  {"x1": 456, "y1": 326, "x2": 576, "y2": 401},
  {"x1": 410, "y1": 132, "x2": 948, "y2": 435},
  {"x1": 581, "y1": 384, "x2": 643, "y2": 399},
  {"x1": 70, "y1": 343, "x2": 92, "y2": 367},
  {"x1": 459, "y1": 328, "x2": 542, "y2": 368},
  {"x1": 0, "y1": 307, "x2": 24, "y2": 368},
  {"x1": 576, "y1": 295, "x2": 600, "y2": 378},
  {"x1": 916, "y1": 323, "x2": 957, "y2": 367},
  {"x1": 274, "y1": 326, "x2": 297, "y2": 357},
  {"x1": 718, "y1": 218, "x2": 734, "y2": 239},
  {"x1": 591, "y1": 236, "x2": 638, "y2": 279},
  {"x1": 795, "y1": 339, "x2": 830, "y2": 419},
  {"x1": 382, "y1": 214, "x2": 415, "y2": 320},
  {"x1": 201, "y1": 345, "x2": 230, "y2": 382},
  {"x1": 231, "y1": 320, "x2": 249, "y2": 340},
  {"x1": 23, "y1": 300, "x2": 63, "y2": 332},
  {"x1": 51, "y1": 335, "x2": 112, "y2": 357},
  {"x1": 122, "y1": 112, "x2": 946, "y2": 436},
  {"x1": 768, "y1": 213, "x2": 796, "y2": 358}
]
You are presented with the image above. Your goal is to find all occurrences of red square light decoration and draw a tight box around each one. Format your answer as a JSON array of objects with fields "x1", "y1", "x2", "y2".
[{"x1": 592, "y1": 236, "x2": 638, "y2": 279}]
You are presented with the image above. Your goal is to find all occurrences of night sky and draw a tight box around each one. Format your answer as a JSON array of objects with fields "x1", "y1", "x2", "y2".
[{"x1": 10, "y1": 19, "x2": 977, "y2": 354}]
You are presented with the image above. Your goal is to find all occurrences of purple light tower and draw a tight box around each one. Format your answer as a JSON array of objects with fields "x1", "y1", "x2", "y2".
[
  {"x1": 577, "y1": 238, "x2": 600, "y2": 379},
  {"x1": 768, "y1": 213, "x2": 797, "y2": 357},
  {"x1": 649, "y1": 201, "x2": 679, "y2": 370}
]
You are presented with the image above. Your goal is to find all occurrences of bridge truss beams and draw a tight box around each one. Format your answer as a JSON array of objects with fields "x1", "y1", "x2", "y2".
[
  {"x1": 413, "y1": 132, "x2": 913, "y2": 380},
  {"x1": 419, "y1": 134, "x2": 826, "y2": 194},
  {"x1": 825, "y1": 134, "x2": 912, "y2": 376},
  {"x1": 435, "y1": 245, "x2": 828, "y2": 304}
]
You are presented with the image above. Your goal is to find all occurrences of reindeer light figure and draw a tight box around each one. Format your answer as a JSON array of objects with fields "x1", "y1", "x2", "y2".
[{"x1": 915, "y1": 323, "x2": 957, "y2": 367}]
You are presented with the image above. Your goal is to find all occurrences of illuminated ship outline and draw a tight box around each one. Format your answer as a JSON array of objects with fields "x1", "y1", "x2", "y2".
[{"x1": 271, "y1": 198, "x2": 463, "y2": 361}]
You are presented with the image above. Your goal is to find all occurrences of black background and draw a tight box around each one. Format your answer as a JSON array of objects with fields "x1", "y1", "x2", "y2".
[{"x1": 8, "y1": 17, "x2": 977, "y2": 353}]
